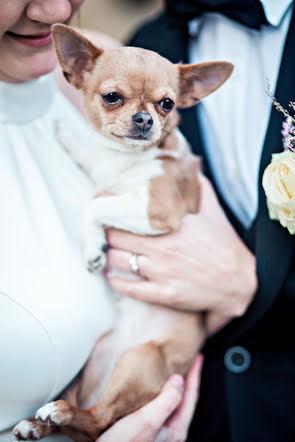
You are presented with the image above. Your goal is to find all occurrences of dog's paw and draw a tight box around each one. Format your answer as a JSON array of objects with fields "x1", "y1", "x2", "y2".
[
  {"x1": 85, "y1": 242, "x2": 108, "y2": 272},
  {"x1": 35, "y1": 400, "x2": 73, "y2": 426},
  {"x1": 13, "y1": 419, "x2": 42, "y2": 440}
]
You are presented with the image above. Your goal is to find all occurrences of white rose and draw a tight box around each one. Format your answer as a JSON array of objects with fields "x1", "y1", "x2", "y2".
[{"x1": 262, "y1": 150, "x2": 295, "y2": 234}]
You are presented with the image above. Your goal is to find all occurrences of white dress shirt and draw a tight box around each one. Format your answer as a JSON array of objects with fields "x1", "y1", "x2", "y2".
[{"x1": 189, "y1": 0, "x2": 293, "y2": 227}]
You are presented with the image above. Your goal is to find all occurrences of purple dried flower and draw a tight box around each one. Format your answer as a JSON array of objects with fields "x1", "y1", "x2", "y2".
[{"x1": 281, "y1": 116, "x2": 295, "y2": 152}]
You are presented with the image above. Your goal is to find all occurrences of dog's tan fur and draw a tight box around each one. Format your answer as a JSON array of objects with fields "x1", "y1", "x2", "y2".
[
  {"x1": 149, "y1": 132, "x2": 201, "y2": 230},
  {"x1": 13, "y1": 25, "x2": 233, "y2": 442}
]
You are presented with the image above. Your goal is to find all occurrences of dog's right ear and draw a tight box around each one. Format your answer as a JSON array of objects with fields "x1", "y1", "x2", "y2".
[
  {"x1": 177, "y1": 62, "x2": 233, "y2": 108},
  {"x1": 52, "y1": 24, "x2": 103, "y2": 89}
]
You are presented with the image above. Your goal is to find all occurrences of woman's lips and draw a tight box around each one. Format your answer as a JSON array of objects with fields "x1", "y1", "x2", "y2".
[{"x1": 6, "y1": 31, "x2": 52, "y2": 48}]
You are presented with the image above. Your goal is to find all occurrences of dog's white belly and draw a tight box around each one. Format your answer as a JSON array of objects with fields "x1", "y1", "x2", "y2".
[
  {"x1": 81, "y1": 296, "x2": 178, "y2": 408},
  {"x1": 114, "y1": 296, "x2": 174, "y2": 349}
]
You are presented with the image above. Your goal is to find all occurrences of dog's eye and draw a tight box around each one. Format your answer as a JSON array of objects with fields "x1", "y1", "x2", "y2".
[
  {"x1": 102, "y1": 93, "x2": 122, "y2": 104},
  {"x1": 159, "y1": 98, "x2": 175, "y2": 112}
]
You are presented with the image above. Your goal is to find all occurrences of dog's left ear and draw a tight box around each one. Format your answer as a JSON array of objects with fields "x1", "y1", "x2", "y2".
[
  {"x1": 177, "y1": 62, "x2": 233, "y2": 108},
  {"x1": 52, "y1": 24, "x2": 103, "y2": 89}
]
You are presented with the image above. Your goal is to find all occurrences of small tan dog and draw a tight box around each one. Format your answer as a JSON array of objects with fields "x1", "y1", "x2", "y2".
[{"x1": 13, "y1": 25, "x2": 232, "y2": 442}]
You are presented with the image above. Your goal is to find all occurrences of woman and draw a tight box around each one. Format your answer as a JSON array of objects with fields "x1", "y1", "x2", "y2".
[
  {"x1": 0, "y1": 1, "x2": 204, "y2": 441},
  {"x1": 0, "y1": 1, "x2": 255, "y2": 441}
]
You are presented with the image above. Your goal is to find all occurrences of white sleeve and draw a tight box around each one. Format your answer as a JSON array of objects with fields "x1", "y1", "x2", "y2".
[{"x1": 0, "y1": 291, "x2": 57, "y2": 431}]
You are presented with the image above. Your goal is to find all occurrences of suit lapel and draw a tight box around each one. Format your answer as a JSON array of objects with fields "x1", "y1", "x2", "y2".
[
  {"x1": 249, "y1": 8, "x2": 295, "y2": 327},
  {"x1": 128, "y1": 13, "x2": 189, "y2": 64},
  {"x1": 216, "y1": 8, "x2": 295, "y2": 343},
  {"x1": 179, "y1": 107, "x2": 208, "y2": 162}
]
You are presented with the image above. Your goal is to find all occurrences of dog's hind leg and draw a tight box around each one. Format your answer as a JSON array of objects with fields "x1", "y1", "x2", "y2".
[
  {"x1": 33, "y1": 340, "x2": 170, "y2": 441},
  {"x1": 33, "y1": 314, "x2": 204, "y2": 441},
  {"x1": 89, "y1": 340, "x2": 171, "y2": 432}
]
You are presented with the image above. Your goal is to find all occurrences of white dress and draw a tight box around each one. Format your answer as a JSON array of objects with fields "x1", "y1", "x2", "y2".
[{"x1": 0, "y1": 74, "x2": 114, "y2": 435}]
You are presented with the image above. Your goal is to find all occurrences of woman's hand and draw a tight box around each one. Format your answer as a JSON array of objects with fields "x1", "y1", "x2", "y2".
[
  {"x1": 106, "y1": 174, "x2": 257, "y2": 333},
  {"x1": 96, "y1": 355, "x2": 203, "y2": 442}
]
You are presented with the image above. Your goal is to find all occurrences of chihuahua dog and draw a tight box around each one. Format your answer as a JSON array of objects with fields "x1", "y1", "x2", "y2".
[{"x1": 13, "y1": 25, "x2": 232, "y2": 442}]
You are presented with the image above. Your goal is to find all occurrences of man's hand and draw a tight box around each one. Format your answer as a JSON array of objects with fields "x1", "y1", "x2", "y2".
[
  {"x1": 96, "y1": 356, "x2": 203, "y2": 442},
  {"x1": 106, "y1": 174, "x2": 257, "y2": 333}
]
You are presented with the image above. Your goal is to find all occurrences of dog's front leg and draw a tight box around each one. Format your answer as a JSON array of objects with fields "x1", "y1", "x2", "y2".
[
  {"x1": 85, "y1": 189, "x2": 166, "y2": 270},
  {"x1": 85, "y1": 222, "x2": 108, "y2": 271}
]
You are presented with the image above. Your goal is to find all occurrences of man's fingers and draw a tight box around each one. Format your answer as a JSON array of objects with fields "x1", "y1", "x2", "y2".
[
  {"x1": 97, "y1": 375, "x2": 184, "y2": 442},
  {"x1": 166, "y1": 355, "x2": 203, "y2": 431},
  {"x1": 155, "y1": 356, "x2": 203, "y2": 442},
  {"x1": 137, "y1": 375, "x2": 184, "y2": 430}
]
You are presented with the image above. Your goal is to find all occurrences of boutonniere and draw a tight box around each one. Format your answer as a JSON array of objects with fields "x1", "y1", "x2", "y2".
[{"x1": 262, "y1": 91, "x2": 295, "y2": 234}]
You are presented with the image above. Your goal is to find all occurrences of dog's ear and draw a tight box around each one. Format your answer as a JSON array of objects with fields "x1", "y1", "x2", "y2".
[
  {"x1": 177, "y1": 62, "x2": 233, "y2": 108},
  {"x1": 52, "y1": 24, "x2": 103, "y2": 89}
]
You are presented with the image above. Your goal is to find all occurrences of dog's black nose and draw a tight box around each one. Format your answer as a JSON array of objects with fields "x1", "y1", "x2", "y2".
[{"x1": 133, "y1": 112, "x2": 153, "y2": 131}]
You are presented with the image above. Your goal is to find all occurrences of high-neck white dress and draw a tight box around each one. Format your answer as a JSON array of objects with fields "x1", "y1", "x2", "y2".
[{"x1": 0, "y1": 74, "x2": 114, "y2": 436}]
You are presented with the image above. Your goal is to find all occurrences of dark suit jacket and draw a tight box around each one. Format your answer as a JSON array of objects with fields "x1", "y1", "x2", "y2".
[{"x1": 128, "y1": 8, "x2": 295, "y2": 442}]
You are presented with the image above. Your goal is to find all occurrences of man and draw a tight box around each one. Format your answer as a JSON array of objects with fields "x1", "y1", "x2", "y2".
[{"x1": 127, "y1": 1, "x2": 295, "y2": 441}]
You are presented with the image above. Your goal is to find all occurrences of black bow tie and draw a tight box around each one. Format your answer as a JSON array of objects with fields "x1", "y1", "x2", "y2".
[{"x1": 166, "y1": 0, "x2": 269, "y2": 30}]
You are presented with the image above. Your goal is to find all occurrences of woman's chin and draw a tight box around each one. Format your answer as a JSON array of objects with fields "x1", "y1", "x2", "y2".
[
  {"x1": 21, "y1": 50, "x2": 58, "y2": 81},
  {"x1": 0, "y1": 48, "x2": 58, "y2": 83},
  {"x1": 26, "y1": 63, "x2": 57, "y2": 81}
]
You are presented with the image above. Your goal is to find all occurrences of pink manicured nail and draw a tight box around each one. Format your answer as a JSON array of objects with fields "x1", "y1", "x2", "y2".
[{"x1": 103, "y1": 267, "x2": 110, "y2": 276}]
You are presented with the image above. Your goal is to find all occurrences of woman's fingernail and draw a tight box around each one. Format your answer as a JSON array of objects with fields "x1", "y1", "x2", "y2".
[{"x1": 169, "y1": 375, "x2": 184, "y2": 392}]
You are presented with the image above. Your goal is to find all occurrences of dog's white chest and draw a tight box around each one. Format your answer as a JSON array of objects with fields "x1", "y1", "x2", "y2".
[{"x1": 88, "y1": 140, "x2": 164, "y2": 194}]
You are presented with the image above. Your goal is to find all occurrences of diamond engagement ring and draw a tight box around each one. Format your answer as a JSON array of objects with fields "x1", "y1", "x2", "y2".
[{"x1": 129, "y1": 253, "x2": 139, "y2": 274}]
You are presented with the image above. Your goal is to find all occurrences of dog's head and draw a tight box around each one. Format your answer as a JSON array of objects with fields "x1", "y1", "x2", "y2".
[{"x1": 52, "y1": 24, "x2": 233, "y2": 152}]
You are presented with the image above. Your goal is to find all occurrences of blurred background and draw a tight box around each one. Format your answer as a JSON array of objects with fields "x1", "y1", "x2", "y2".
[{"x1": 73, "y1": 0, "x2": 164, "y2": 43}]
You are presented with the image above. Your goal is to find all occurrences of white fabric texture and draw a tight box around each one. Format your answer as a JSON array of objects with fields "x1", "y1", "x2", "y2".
[
  {"x1": 189, "y1": 0, "x2": 293, "y2": 227},
  {"x1": 0, "y1": 74, "x2": 114, "y2": 431}
]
